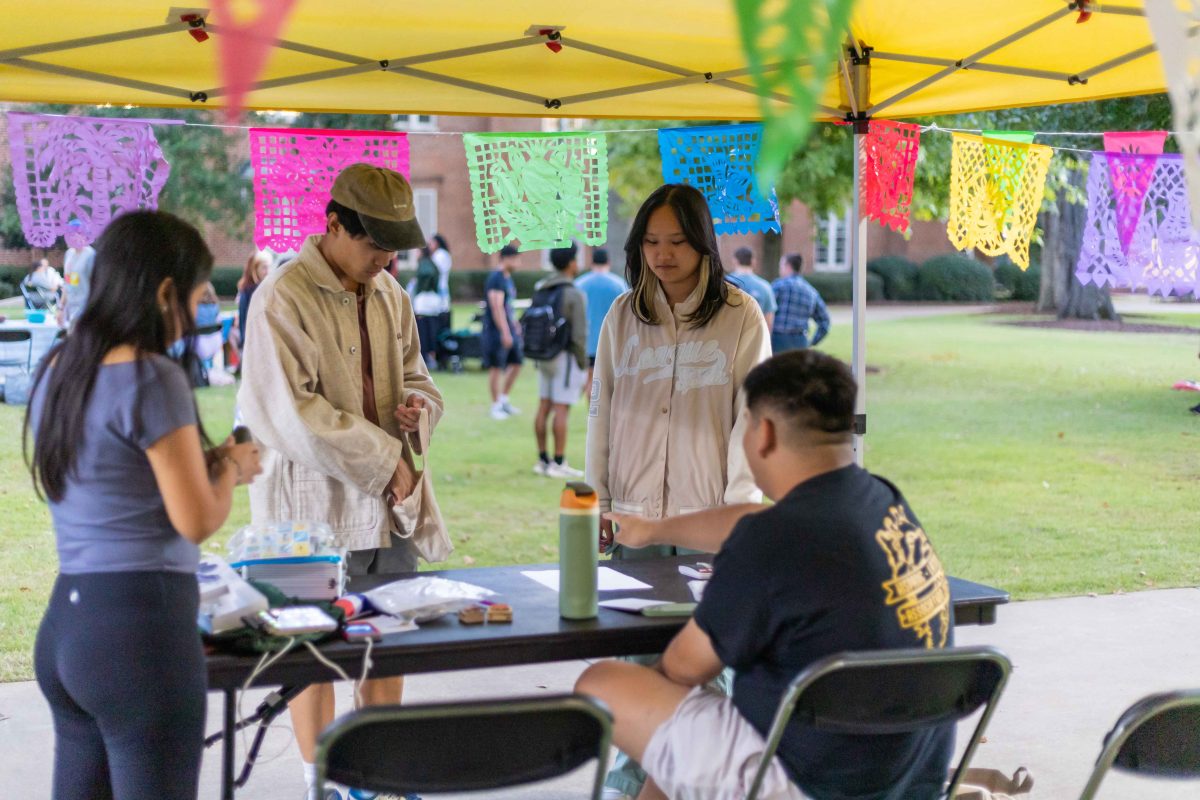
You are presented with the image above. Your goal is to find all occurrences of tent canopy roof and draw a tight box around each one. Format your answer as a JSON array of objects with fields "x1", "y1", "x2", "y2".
[{"x1": 0, "y1": 1, "x2": 1168, "y2": 120}]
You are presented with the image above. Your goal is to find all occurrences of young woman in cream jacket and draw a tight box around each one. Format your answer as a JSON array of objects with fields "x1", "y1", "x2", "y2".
[{"x1": 586, "y1": 183, "x2": 771, "y2": 560}]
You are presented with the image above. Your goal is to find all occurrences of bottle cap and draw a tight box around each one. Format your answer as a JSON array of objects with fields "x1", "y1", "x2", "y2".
[{"x1": 560, "y1": 481, "x2": 599, "y2": 510}]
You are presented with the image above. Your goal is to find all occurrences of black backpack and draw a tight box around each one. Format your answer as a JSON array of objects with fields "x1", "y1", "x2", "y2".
[{"x1": 520, "y1": 283, "x2": 571, "y2": 361}]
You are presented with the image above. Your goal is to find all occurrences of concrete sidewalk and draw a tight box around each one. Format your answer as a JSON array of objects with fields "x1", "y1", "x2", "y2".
[{"x1": 3, "y1": 588, "x2": 1200, "y2": 799}]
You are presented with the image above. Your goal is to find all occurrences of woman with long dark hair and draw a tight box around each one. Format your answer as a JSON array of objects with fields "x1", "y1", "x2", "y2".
[
  {"x1": 585, "y1": 184, "x2": 771, "y2": 799},
  {"x1": 25, "y1": 210, "x2": 261, "y2": 800}
]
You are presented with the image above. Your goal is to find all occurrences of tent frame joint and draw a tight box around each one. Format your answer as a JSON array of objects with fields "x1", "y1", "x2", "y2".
[{"x1": 189, "y1": 91, "x2": 208, "y2": 103}]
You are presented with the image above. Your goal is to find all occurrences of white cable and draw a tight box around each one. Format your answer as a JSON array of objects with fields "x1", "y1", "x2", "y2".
[
  {"x1": 352, "y1": 637, "x2": 376, "y2": 711},
  {"x1": 302, "y1": 639, "x2": 361, "y2": 708},
  {"x1": 236, "y1": 637, "x2": 299, "y2": 771}
]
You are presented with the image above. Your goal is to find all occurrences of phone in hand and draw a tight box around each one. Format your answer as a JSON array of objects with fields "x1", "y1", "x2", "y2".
[{"x1": 342, "y1": 621, "x2": 382, "y2": 643}]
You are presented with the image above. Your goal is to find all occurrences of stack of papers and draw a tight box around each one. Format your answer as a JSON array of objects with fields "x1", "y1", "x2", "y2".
[{"x1": 232, "y1": 555, "x2": 344, "y2": 600}]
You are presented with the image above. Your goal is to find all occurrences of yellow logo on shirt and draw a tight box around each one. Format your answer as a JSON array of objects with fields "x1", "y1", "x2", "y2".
[{"x1": 875, "y1": 505, "x2": 950, "y2": 648}]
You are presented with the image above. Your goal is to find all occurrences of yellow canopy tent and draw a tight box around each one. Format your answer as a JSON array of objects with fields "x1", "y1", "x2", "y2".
[
  {"x1": 0, "y1": 1, "x2": 1166, "y2": 119},
  {"x1": 0, "y1": 0, "x2": 1172, "y2": 458}
]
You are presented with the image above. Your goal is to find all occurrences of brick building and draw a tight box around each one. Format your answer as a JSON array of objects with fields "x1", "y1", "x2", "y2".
[{"x1": 1, "y1": 111, "x2": 953, "y2": 281}]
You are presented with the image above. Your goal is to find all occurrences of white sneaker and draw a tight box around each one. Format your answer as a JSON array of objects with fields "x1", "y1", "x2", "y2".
[
  {"x1": 500, "y1": 399, "x2": 521, "y2": 416},
  {"x1": 489, "y1": 403, "x2": 509, "y2": 420},
  {"x1": 546, "y1": 461, "x2": 584, "y2": 479},
  {"x1": 532, "y1": 460, "x2": 550, "y2": 476}
]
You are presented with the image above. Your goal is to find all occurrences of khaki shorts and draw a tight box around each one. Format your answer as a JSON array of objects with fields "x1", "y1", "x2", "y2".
[
  {"x1": 537, "y1": 351, "x2": 587, "y2": 405},
  {"x1": 642, "y1": 686, "x2": 808, "y2": 800}
]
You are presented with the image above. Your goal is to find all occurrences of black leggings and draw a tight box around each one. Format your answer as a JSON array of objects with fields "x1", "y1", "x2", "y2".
[{"x1": 34, "y1": 571, "x2": 206, "y2": 800}]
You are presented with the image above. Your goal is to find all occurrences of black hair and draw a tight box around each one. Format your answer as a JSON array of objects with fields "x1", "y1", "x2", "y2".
[
  {"x1": 743, "y1": 350, "x2": 857, "y2": 437},
  {"x1": 325, "y1": 199, "x2": 369, "y2": 239},
  {"x1": 624, "y1": 184, "x2": 730, "y2": 329},
  {"x1": 733, "y1": 246, "x2": 754, "y2": 267},
  {"x1": 784, "y1": 253, "x2": 804, "y2": 273},
  {"x1": 431, "y1": 233, "x2": 449, "y2": 253},
  {"x1": 593, "y1": 248, "x2": 609, "y2": 265},
  {"x1": 499, "y1": 244, "x2": 519, "y2": 259},
  {"x1": 549, "y1": 241, "x2": 578, "y2": 271},
  {"x1": 24, "y1": 211, "x2": 214, "y2": 502}
]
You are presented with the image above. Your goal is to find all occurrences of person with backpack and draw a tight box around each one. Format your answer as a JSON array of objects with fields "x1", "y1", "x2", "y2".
[{"x1": 524, "y1": 241, "x2": 588, "y2": 478}]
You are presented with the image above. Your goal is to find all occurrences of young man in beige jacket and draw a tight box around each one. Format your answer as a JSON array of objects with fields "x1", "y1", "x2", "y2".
[{"x1": 239, "y1": 163, "x2": 442, "y2": 800}]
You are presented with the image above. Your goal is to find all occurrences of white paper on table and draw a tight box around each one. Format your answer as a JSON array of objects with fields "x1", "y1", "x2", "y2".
[
  {"x1": 363, "y1": 614, "x2": 419, "y2": 635},
  {"x1": 520, "y1": 567, "x2": 653, "y2": 593},
  {"x1": 599, "y1": 598, "x2": 672, "y2": 613}
]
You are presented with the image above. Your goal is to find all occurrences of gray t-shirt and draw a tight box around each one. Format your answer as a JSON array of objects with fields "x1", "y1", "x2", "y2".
[{"x1": 31, "y1": 355, "x2": 200, "y2": 574}]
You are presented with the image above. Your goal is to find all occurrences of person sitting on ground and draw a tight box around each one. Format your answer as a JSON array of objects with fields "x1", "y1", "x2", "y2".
[
  {"x1": 726, "y1": 246, "x2": 777, "y2": 330},
  {"x1": 577, "y1": 349, "x2": 954, "y2": 800},
  {"x1": 771, "y1": 253, "x2": 830, "y2": 354}
]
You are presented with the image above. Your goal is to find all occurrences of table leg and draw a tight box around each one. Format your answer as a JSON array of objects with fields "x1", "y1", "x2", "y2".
[{"x1": 222, "y1": 689, "x2": 236, "y2": 800}]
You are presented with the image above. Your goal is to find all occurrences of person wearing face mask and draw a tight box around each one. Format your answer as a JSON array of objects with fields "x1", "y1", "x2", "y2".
[
  {"x1": 238, "y1": 163, "x2": 443, "y2": 800},
  {"x1": 26, "y1": 211, "x2": 263, "y2": 800},
  {"x1": 585, "y1": 183, "x2": 772, "y2": 800}
]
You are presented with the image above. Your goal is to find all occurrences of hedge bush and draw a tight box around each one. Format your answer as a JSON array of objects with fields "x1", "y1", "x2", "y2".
[
  {"x1": 993, "y1": 259, "x2": 1041, "y2": 302},
  {"x1": 0, "y1": 280, "x2": 16, "y2": 301},
  {"x1": 805, "y1": 271, "x2": 885, "y2": 304},
  {"x1": 867, "y1": 256, "x2": 920, "y2": 301},
  {"x1": 915, "y1": 254, "x2": 995, "y2": 301}
]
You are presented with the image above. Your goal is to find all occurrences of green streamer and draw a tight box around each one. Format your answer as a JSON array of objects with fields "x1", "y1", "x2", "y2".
[
  {"x1": 735, "y1": 0, "x2": 858, "y2": 189},
  {"x1": 462, "y1": 131, "x2": 609, "y2": 253}
]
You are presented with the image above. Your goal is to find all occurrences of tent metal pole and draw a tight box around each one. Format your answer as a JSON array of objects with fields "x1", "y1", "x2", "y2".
[
  {"x1": 870, "y1": 52, "x2": 1076, "y2": 83},
  {"x1": 866, "y1": 6, "x2": 1073, "y2": 116},
  {"x1": 0, "y1": 23, "x2": 186, "y2": 62},
  {"x1": 850, "y1": 121, "x2": 868, "y2": 466},
  {"x1": 3, "y1": 57, "x2": 193, "y2": 101}
]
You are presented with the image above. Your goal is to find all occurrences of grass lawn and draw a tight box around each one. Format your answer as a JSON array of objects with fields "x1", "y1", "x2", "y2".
[{"x1": 1, "y1": 311, "x2": 1197, "y2": 681}]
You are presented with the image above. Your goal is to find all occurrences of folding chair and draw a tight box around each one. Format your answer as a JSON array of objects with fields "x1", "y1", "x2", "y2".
[
  {"x1": 1078, "y1": 689, "x2": 1200, "y2": 799},
  {"x1": 0, "y1": 330, "x2": 33, "y2": 372},
  {"x1": 315, "y1": 693, "x2": 612, "y2": 799},
  {"x1": 747, "y1": 646, "x2": 1012, "y2": 800}
]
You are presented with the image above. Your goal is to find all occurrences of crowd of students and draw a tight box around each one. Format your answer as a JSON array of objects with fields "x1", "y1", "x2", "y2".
[{"x1": 24, "y1": 163, "x2": 951, "y2": 800}]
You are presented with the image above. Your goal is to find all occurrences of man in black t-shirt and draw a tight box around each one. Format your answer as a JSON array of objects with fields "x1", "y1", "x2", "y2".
[{"x1": 576, "y1": 350, "x2": 953, "y2": 800}]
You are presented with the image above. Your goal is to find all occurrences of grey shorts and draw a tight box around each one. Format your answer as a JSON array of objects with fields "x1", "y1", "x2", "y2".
[
  {"x1": 345, "y1": 535, "x2": 420, "y2": 577},
  {"x1": 643, "y1": 686, "x2": 808, "y2": 800}
]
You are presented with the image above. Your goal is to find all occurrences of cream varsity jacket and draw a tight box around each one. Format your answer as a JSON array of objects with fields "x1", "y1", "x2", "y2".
[
  {"x1": 585, "y1": 282, "x2": 770, "y2": 519},
  {"x1": 238, "y1": 235, "x2": 444, "y2": 551}
]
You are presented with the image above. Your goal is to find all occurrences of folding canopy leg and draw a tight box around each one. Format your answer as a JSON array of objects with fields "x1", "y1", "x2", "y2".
[{"x1": 849, "y1": 120, "x2": 868, "y2": 466}]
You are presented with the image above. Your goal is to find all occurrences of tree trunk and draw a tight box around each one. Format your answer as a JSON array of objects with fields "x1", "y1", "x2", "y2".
[{"x1": 1037, "y1": 166, "x2": 1119, "y2": 320}]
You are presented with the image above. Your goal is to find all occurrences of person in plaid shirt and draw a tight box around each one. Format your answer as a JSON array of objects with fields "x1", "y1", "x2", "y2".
[{"x1": 771, "y1": 253, "x2": 830, "y2": 353}]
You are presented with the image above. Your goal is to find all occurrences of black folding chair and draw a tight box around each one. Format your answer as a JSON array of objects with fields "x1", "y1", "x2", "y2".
[
  {"x1": 0, "y1": 329, "x2": 33, "y2": 372},
  {"x1": 747, "y1": 646, "x2": 1012, "y2": 800},
  {"x1": 1079, "y1": 690, "x2": 1200, "y2": 799},
  {"x1": 315, "y1": 694, "x2": 612, "y2": 799}
]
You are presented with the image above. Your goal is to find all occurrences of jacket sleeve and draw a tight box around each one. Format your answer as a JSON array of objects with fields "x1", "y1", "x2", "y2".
[
  {"x1": 238, "y1": 287, "x2": 404, "y2": 497},
  {"x1": 585, "y1": 309, "x2": 616, "y2": 513},
  {"x1": 810, "y1": 292, "x2": 831, "y2": 346},
  {"x1": 724, "y1": 301, "x2": 772, "y2": 506},
  {"x1": 396, "y1": 288, "x2": 445, "y2": 436},
  {"x1": 568, "y1": 286, "x2": 588, "y2": 370}
]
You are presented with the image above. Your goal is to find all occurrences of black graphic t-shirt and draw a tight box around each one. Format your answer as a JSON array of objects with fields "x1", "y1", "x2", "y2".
[{"x1": 693, "y1": 464, "x2": 954, "y2": 800}]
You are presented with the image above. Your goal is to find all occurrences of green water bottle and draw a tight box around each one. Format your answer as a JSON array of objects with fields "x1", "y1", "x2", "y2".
[{"x1": 559, "y1": 481, "x2": 599, "y2": 620}]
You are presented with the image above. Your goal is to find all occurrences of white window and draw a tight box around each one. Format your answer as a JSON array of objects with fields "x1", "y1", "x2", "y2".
[
  {"x1": 814, "y1": 209, "x2": 851, "y2": 271},
  {"x1": 396, "y1": 188, "x2": 438, "y2": 263},
  {"x1": 393, "y1": 114, "x2": 436, "y2": 131}
]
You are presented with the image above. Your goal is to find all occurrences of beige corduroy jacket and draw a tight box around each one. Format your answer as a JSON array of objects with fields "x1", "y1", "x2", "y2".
[
  {"x1": 585, "y1": 282, "x2": 770, "y2": 521},
  {"x1": 238, "y1": 235, "x2": 444, "y2": 551}
]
